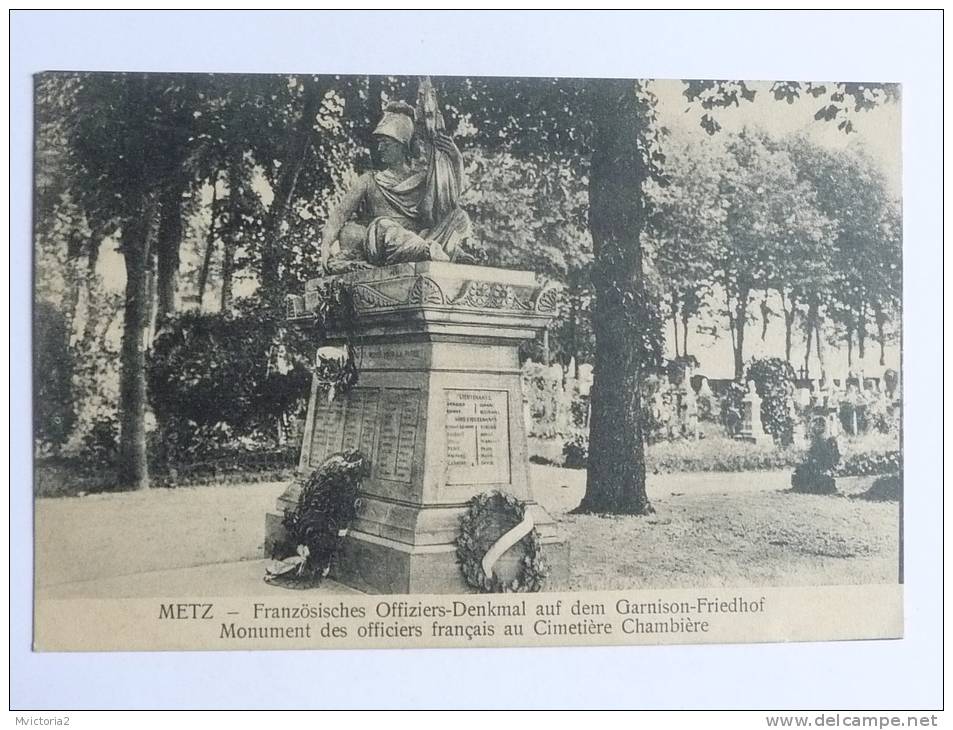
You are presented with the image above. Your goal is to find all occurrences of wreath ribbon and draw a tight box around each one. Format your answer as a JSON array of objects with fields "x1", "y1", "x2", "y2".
[{"x1": 481, "y1": 513, "x2": 535, "y2": 580}]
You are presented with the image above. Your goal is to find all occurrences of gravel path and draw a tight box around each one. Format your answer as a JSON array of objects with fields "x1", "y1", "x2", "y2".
[
  {"x1": 35, "y1": 467, "x2": 897, "y2": 594},
  {"x1": 36, "y1": 482, "x2": 281, "y2": 587}
]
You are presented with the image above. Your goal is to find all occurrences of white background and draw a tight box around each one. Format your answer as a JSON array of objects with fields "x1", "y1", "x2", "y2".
[{"x1": 9, "y1": 10, "x2": 943, "y2": 710}]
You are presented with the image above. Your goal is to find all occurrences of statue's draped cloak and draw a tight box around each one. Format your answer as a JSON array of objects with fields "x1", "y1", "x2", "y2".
[{"x1": 362, "y1": 140, "x2": 471, "y2": 266}]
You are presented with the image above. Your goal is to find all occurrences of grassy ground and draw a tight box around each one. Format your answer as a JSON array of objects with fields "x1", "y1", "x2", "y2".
[
  {"x1": 525, "y1": 465, "x2": 898, "y2": 590},
  {"x1": 557, "y1": 481, "x2": 898, "y2": 591},
  {"x1": 36, "y1": 466, "x2": 898, "y2": 594}
]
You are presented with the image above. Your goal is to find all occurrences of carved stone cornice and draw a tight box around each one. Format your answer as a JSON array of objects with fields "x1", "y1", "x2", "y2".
[{"x1": 291, "y1": 262, "x2": 557, "y2": 340}]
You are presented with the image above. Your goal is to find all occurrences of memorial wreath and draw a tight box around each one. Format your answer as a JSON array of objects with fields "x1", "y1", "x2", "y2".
[
  {"x1": 310, "y1": 278, "x2": 361, "y2": 400},
  {"x1": 313, "y1": 344, "x2": 359, "y2": 401},
  {"x1": 456, "y1": 491, "x2": 547, "y2": 593},
  {"x1": 266, "y1": 450, "x2": 370, "y2": 587}
]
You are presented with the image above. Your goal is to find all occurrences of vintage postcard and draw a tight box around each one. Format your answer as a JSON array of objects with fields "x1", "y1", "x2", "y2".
[{"x1": 33, "y1": 73, "x2": 902, "y2": 651}]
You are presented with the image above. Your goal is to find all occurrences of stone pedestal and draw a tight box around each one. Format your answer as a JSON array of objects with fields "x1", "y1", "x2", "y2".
[{"x1": 265, "y1": 262, "x2": 569, "y2": 594}]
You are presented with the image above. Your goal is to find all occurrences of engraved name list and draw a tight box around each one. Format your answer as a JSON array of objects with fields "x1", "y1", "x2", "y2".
[{"x1": 445, "y1": 389, "x2": 511, "y2": 485}]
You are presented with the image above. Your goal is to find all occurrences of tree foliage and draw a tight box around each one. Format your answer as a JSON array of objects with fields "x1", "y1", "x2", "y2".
[
  {"x1": 462, "y1": 149, "x2": 595, "y2": 369},
  {"x1": 146, "y1": 300, "x2": 312, "y2": 460},
  {"x1": 45, "y1": 73, "x2": 208, "y2": 488},
  {"x1": 714, "y1": 130, "x2": 835, "y2": 379},
  {"x1": 34, "y1": 301, "x2": 76, "y2": 449},
  {"x1": 745, "y1": 357, "x2": 798, "y2": 446},
  {"x1": 645, "y1": 139, "x2": 723, "y2": 357},
  {"x1": 34, "y1": 73, "x2": 900, "y2": 506},
  {"x1": 784, "y1": 138, "x2": 902, "y2": 368}
]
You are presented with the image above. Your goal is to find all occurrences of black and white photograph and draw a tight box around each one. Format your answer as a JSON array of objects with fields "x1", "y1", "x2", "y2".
[{"x1": 30, "y1": 68, "x2": 907, "y2": 651}]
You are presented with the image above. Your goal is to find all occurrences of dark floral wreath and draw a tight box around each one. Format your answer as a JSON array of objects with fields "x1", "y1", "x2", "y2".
[
  {"x1": 308, "y1": 278, "x2": 361, "y2": 400},
  {"x1": 266, "y1": 450, "x2": 370, "y2": 588},
  {"x1": 456, "y1": 490, "x2": 547, "y2": 593}
]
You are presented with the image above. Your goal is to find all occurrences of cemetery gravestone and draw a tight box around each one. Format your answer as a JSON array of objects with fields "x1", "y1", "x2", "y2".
[
  {"x1": 735, "y1": 380, "x2": 768, "y2": 444},
  {"x1": 696, "y1": 376, "x2": 716, "y2": 422}
]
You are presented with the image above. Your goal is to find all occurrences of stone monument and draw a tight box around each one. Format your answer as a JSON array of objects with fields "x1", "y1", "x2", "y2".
[
  {"x1": 265, "y1": 80, "x2": 570, "y2": 593},
  {"x1": 266, "y1": 263, "x2": 569, "y2": 593},
  {"x1": 735, "y1": 380, "x2": 768, "y2": 444}
]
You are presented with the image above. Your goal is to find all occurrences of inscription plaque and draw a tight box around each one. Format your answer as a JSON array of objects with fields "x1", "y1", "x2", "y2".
[
  {"x1": 354, "y1": 388, "x2": 382, "y2": 458},
  {"x1": 308, "y1": 394, "x2": 346, "y2": 466},
  {"x1": 374, "y1": 388, "x2": 421, "y2": 482},
  {"x1": 445, "y1": 389, "x2": 511, "y2": 485},
  {"x1": 358, "y1": 344, "x2": 428, "y2": 370},
  {"x1": 308, "y1": 387, "x2": 381, "y2": 468}
]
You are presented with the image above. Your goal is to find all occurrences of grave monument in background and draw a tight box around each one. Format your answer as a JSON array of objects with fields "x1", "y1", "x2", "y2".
[{"x1": 735, "y1": 380, "x2": 768, "y2": 444}]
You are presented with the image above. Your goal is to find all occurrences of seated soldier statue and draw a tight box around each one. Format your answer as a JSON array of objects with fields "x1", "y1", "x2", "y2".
[{"x1": 319, "y1": 86, "x2": 474, "y2": 273}]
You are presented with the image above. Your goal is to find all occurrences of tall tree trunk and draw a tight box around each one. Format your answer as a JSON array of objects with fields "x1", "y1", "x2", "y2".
[
  {"x1": 803, "y1": 312, "x2": 813, "y2": 379},
  {"x1": 846, "y1": 327, "x2": 854, "y2": 367},
  {"x1": 812, "y1": 300, "x2": 828, "y2": 382},
  {"x1": 221, "y1": 157, "x2": 241, "y2": 313},
  {"x1": 63, "y1": 252, "x2": 84, "y2": 346},
  {"x1": 779, "y1": 289, "x2": 796, "y2": 364},
  {"x1": 568, "y1": 289, "x2": 579, "y2": 379},
  {"x1": 155, "y1": 180, "x2": 186, "y2": 328},
  {"x1": 814, "y1": 320, "x2": 827, "y2": 381},
  {"x1": 680, "y1": 304, "x2": 690, "y2": 358},
  {"x1": 259, "y1": 75, "x2": 324, "y2": 302},
  {"x1": 785, "y1": 317, "x2": 793, "y2": 365},
  {"x1": 118, "y1": 203, "x2": 155, "y2": 490},
  {"x1": 576, "y1": 79, "x2": 653, "y2": 516},
  {"x1": 726, "y1": 284, "x2": 737, "y2": 365},
  {"x1": 220, "y1": 237, "x2": 234, "y2": 312},
  {"x1": 197, "y1": 181, "x2": 218, "y2": 308},
  {"x1": 76, "y1": 237, "x2": 101, "y2": 345},
  {"x1": 671, "y1": 301, "x2": 680, "y2": 359},
  {"x1": 146, "y1": 253, "x2": 158, "y2": 346},
  {"x1": 734, "y1": 306, "x2": 746, "y2": 379},
  {"x1": 874, "y1": 304, "x2": 888, "y2": 366},
  {"x1": 858, "y1": 301, "x2": 867, "y2": 362},
  {"x1": 730, "y1": 287, "x2": 749, "y2": 380}
]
